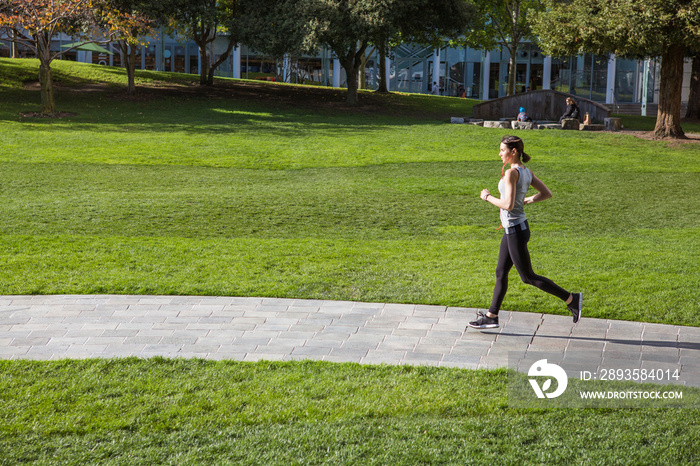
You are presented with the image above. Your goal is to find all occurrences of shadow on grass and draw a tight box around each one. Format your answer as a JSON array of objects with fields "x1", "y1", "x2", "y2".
[
  {"x1": 0, "y1": 89, "x2": 463, "y2": 139},
  {"x1": 0, "y1": 58, "x2": 478, "y2": 131}
]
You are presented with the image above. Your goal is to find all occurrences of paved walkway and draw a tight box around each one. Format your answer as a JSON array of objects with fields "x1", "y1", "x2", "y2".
[{"x1": 2, "y1": 295, "x2": 699, "y2": 387}]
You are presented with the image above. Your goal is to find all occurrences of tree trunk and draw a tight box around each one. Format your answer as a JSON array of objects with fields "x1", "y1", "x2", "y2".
[
  {"x1": 207, "y1": 36, "x2": 236, "y2": 86},
  {"x1": 344, "y1": 59, "x2": 359, "y2": 105},
  {"x1": 11, "y1": 29, "x2": 18, "y2": 58},
  {"x1": 654, "y1": 43, "x2": 686, "y2": 139},
  {"x1": 685, "y1": 54, "x2": 700, "y2": 120},
  {"x1": 39, "y1": 63, "x2": 55, "y2": 114},
  {"x1": 118, "y1": 40, "x2": 137, "y2": 95},
  {"x1": 127, "y1": 46, "x2": 137, "y2": 94},
  {"x1": 198, "y1": 43, "x2": 210, "y2": 86},
  {"x1": 376, "y1": 40, "x2": 389, "y2": 94},
  {"x1": 338, "y1": 41, "x2": 367, "y2": 106},
  {"x1": 507, "y1": 46, "x2": 517, "y2": 96},
  {"x1": 359, "y1": 51, "x2": 368, "y2": 90}
]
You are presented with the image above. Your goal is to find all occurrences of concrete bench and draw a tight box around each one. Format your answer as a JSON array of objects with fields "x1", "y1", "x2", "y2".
[
  {"x1": 579, "y1": 124, "x2": 605, "y2": 131},
  {"x1": 561, "y1": 118, "x2": 580, "y2": 130},
  {"x1": 450, "y1": 117, "x2": 485, "y2": 126},
  {"x1": 604, "y1": 117, "x2": 622, "y2": 131},
  {"x1": 483, "y1": 121, "x2": 511, "y2": 129},
  {"x1": 511, "y1": 121, "x2": 537, "y2": 130}
]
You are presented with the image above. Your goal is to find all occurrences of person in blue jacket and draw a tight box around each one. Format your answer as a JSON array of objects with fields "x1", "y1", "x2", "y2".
[{"x1": 517, "y1": 107, "x2": 532, "y2": 122}]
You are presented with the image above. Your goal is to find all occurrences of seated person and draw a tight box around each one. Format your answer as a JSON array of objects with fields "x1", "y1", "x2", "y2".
[
  {"x1": 559, "y1": 97, "x2": 580, "y2": 122},
  {"x1": 517, "y1": 107, "x2": 532, "y2": 122}
]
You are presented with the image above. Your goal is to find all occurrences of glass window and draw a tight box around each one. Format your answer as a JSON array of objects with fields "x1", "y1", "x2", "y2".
[
  {"x1": 448, "y1": 61, "x2": 464, "y2": 96},
  {"x1": 614, "y1": 58, "x2": 636, "y2": 103},
  {"x1": 550, "y1": 57, "x2": 571, "y2": 93},
  {"x1": 174, "y1": 46, "x2": 186, "y2": 73},
  {"x1": 591, "y1": 55, "x2": 609, "y2": 102},
  {"x1": 144, "y1": 44, "x2": 156, "y2": 70},
  {"x1": 469, "y1": 62, "x2": 481, "y2": 98},
  {"x1": 189, "y1": 47, "x2": 199, "y2": 74}
]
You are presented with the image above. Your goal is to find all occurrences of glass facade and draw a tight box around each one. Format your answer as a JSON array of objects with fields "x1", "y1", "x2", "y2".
[
  {"x1": 0, "y1": 33, "x2": 661, "y2": 104},
  {"x1": 615, "y1": 59, "x2": 636, "y2": 104},
  {"x1": 551, "y1": 53, "x2": 608, "y2": 100}
]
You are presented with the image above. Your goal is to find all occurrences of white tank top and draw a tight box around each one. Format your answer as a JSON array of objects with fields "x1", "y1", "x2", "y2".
[{"x1": 498, "y1": 166, "x2": 532, "y2": 228}]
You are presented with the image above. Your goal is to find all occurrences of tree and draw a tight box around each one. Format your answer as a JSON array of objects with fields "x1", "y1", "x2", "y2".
[
  {"x1": 532, "y1": 0, "x2": 700, "y2": 139},
  {"x1": 101, "y1": 0, "x2": 161, "y2": 94},
  {"x1": 236, "y1": 0, "x2": 473, "y2": 104},
  {"x1": 0, "y1": 0, "x2": 140, "y2": 113},
  {"x1": 236, "y1": 0, "x2": 314, "y2": 77},
  {"x1": 168, "y1": 0, "x2": 239, "y2": 86},
  {"x1": 686, "y1": 53, "x2": 700, "y2": 120},
  {"x1": 373, "y1": 0, "x2": 477, "y2": 94},
  {"x1": 300, "y1": 0, "x2": 375, "y2": 105},
  {"x1": 460, "y1": 0, "x2": 543, "y2": 96},
  {"x1": 0, "y1": 0, "x2": 102, "y2": 113},
  {"x1": 302, "y1": 0, "x2": 473, "y2": 104},
  {"x1": 237, "y1": 0, "x2": 374, "y2": 104}
]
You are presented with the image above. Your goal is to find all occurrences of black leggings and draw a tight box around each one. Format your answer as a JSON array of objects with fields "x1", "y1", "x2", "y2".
[{"x1": 489, "y1": 224, "x2": 570, "y2": 315}]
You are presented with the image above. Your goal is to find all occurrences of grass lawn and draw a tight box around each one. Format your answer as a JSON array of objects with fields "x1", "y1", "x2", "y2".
[
  {"x1": 2, "y1": 359, "x2": 699, "y2": 465},
  {"x1": 1, "y1": 59, "x2": 699, "y2": 463},
  {"x1": 1, "y1": 59, "x2": 699, "y2": 326}
]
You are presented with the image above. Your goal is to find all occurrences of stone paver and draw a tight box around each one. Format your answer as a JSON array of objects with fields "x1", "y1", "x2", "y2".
[{"x1": 1, "y1": 295, "x2": 699, "y2": 387}]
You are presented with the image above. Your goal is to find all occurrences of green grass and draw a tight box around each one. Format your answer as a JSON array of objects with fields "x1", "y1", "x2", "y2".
[
  {"x1": 618, "y1": 114, "x2": 700, "y2": 133},
  {"x1": 1, "y1": 359, "x2": 699, "y2": 465},
  {"x1": 1, "y1": 58, "x2": 699, "y2": 325},
  {"x1": 1, "y1": 59, "x2": 700, "y2": 464},
  {"x1": 0, "y1": 56, "x2": 201, "y2": 89}
]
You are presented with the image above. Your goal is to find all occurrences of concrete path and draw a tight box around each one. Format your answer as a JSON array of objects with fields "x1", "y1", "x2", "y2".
[{"x1": 2, "y1": 295, "x2": 699, "y2": 387}]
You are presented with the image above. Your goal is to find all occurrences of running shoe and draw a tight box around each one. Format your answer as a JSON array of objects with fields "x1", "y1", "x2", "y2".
[
  {"x1": 568, "y1": 292, "x2": 582, "y2": 323},
  {"x1": 468, "y1": 311, "x2": 499, "y2": 329}
]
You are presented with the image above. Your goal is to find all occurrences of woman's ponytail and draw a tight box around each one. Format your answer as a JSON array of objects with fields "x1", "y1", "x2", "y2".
[{"x1": 501, "y1": 135, "x2": 531, "y2": 163}]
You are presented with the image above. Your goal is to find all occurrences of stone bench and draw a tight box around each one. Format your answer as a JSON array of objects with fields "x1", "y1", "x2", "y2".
[
  {"x1": 579, "y1": 124, "x2": 605, "y2": 131},
  {"x1": 450, "y1": 117, "x2": 485, "y2": 126},
  {"x1": 483, "y1": 121, "x2": 511, "y2": 129},
  {"x1": 604, "y1": 117, "x2": 622, "y2": 131},
  {"x1": 511, "y1": 121, "x2": 537, "y2": 130},
  {"x1": 561, "y1": 118, "x2": 580, "y2": 130}
]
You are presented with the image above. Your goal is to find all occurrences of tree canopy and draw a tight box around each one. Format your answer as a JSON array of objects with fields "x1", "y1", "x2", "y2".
[
  {"x1": 237, "y1": 0, "x2": 474, "y2": 105},
  {"x1": 100, "y1": 0, "x2": 162, "y2": 94},
  {"x1": 237, "y1": 0, "x2": 314, "y2": 59},
  {"x1": 532, "y1": 0, "x2": 700, "y2": 139},
  {"x1": 167, "y1": 0, "x2": 240, "y2": 86},
  {"x1": 0, "y1": 0, "x2": 143, "y2": 113},
  {"x1": 461, "y1": 0, "x2": 544, "y2": 96}
]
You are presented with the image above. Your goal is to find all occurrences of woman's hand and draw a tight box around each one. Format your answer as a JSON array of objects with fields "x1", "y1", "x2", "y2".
[{"x1": 480, "y1": 189, "x2": 491, "y2": 201}]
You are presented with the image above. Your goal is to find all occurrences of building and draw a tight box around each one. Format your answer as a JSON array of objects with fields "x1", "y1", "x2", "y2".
[{"x1": 1, "y1": 34, "x2": 692, "y2": 112}]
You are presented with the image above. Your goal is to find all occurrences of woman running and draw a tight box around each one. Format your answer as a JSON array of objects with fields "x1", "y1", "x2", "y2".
[{"x1": 469, "y1": 135, "x2": 582, "y2": 329}]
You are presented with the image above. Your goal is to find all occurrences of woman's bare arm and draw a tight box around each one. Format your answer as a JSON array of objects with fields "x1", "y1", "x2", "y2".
[
  {"x1": 481, "y1": 168, "x2": 519, "y2": 211},
  {"x1": 524, "y1": 173, "x2": 552, "y2": 204}
]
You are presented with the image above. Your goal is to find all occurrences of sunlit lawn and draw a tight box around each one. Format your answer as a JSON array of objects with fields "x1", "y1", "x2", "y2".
[
  {"x1": 1, "y1": 59, "x2": 699, "y2": 326},
  {"x1": 1, "y1": 58, "x2": 700, "y2": 465},
  {"x1": 2, "y1": 359, "x2": 699, "y2": 465}
]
